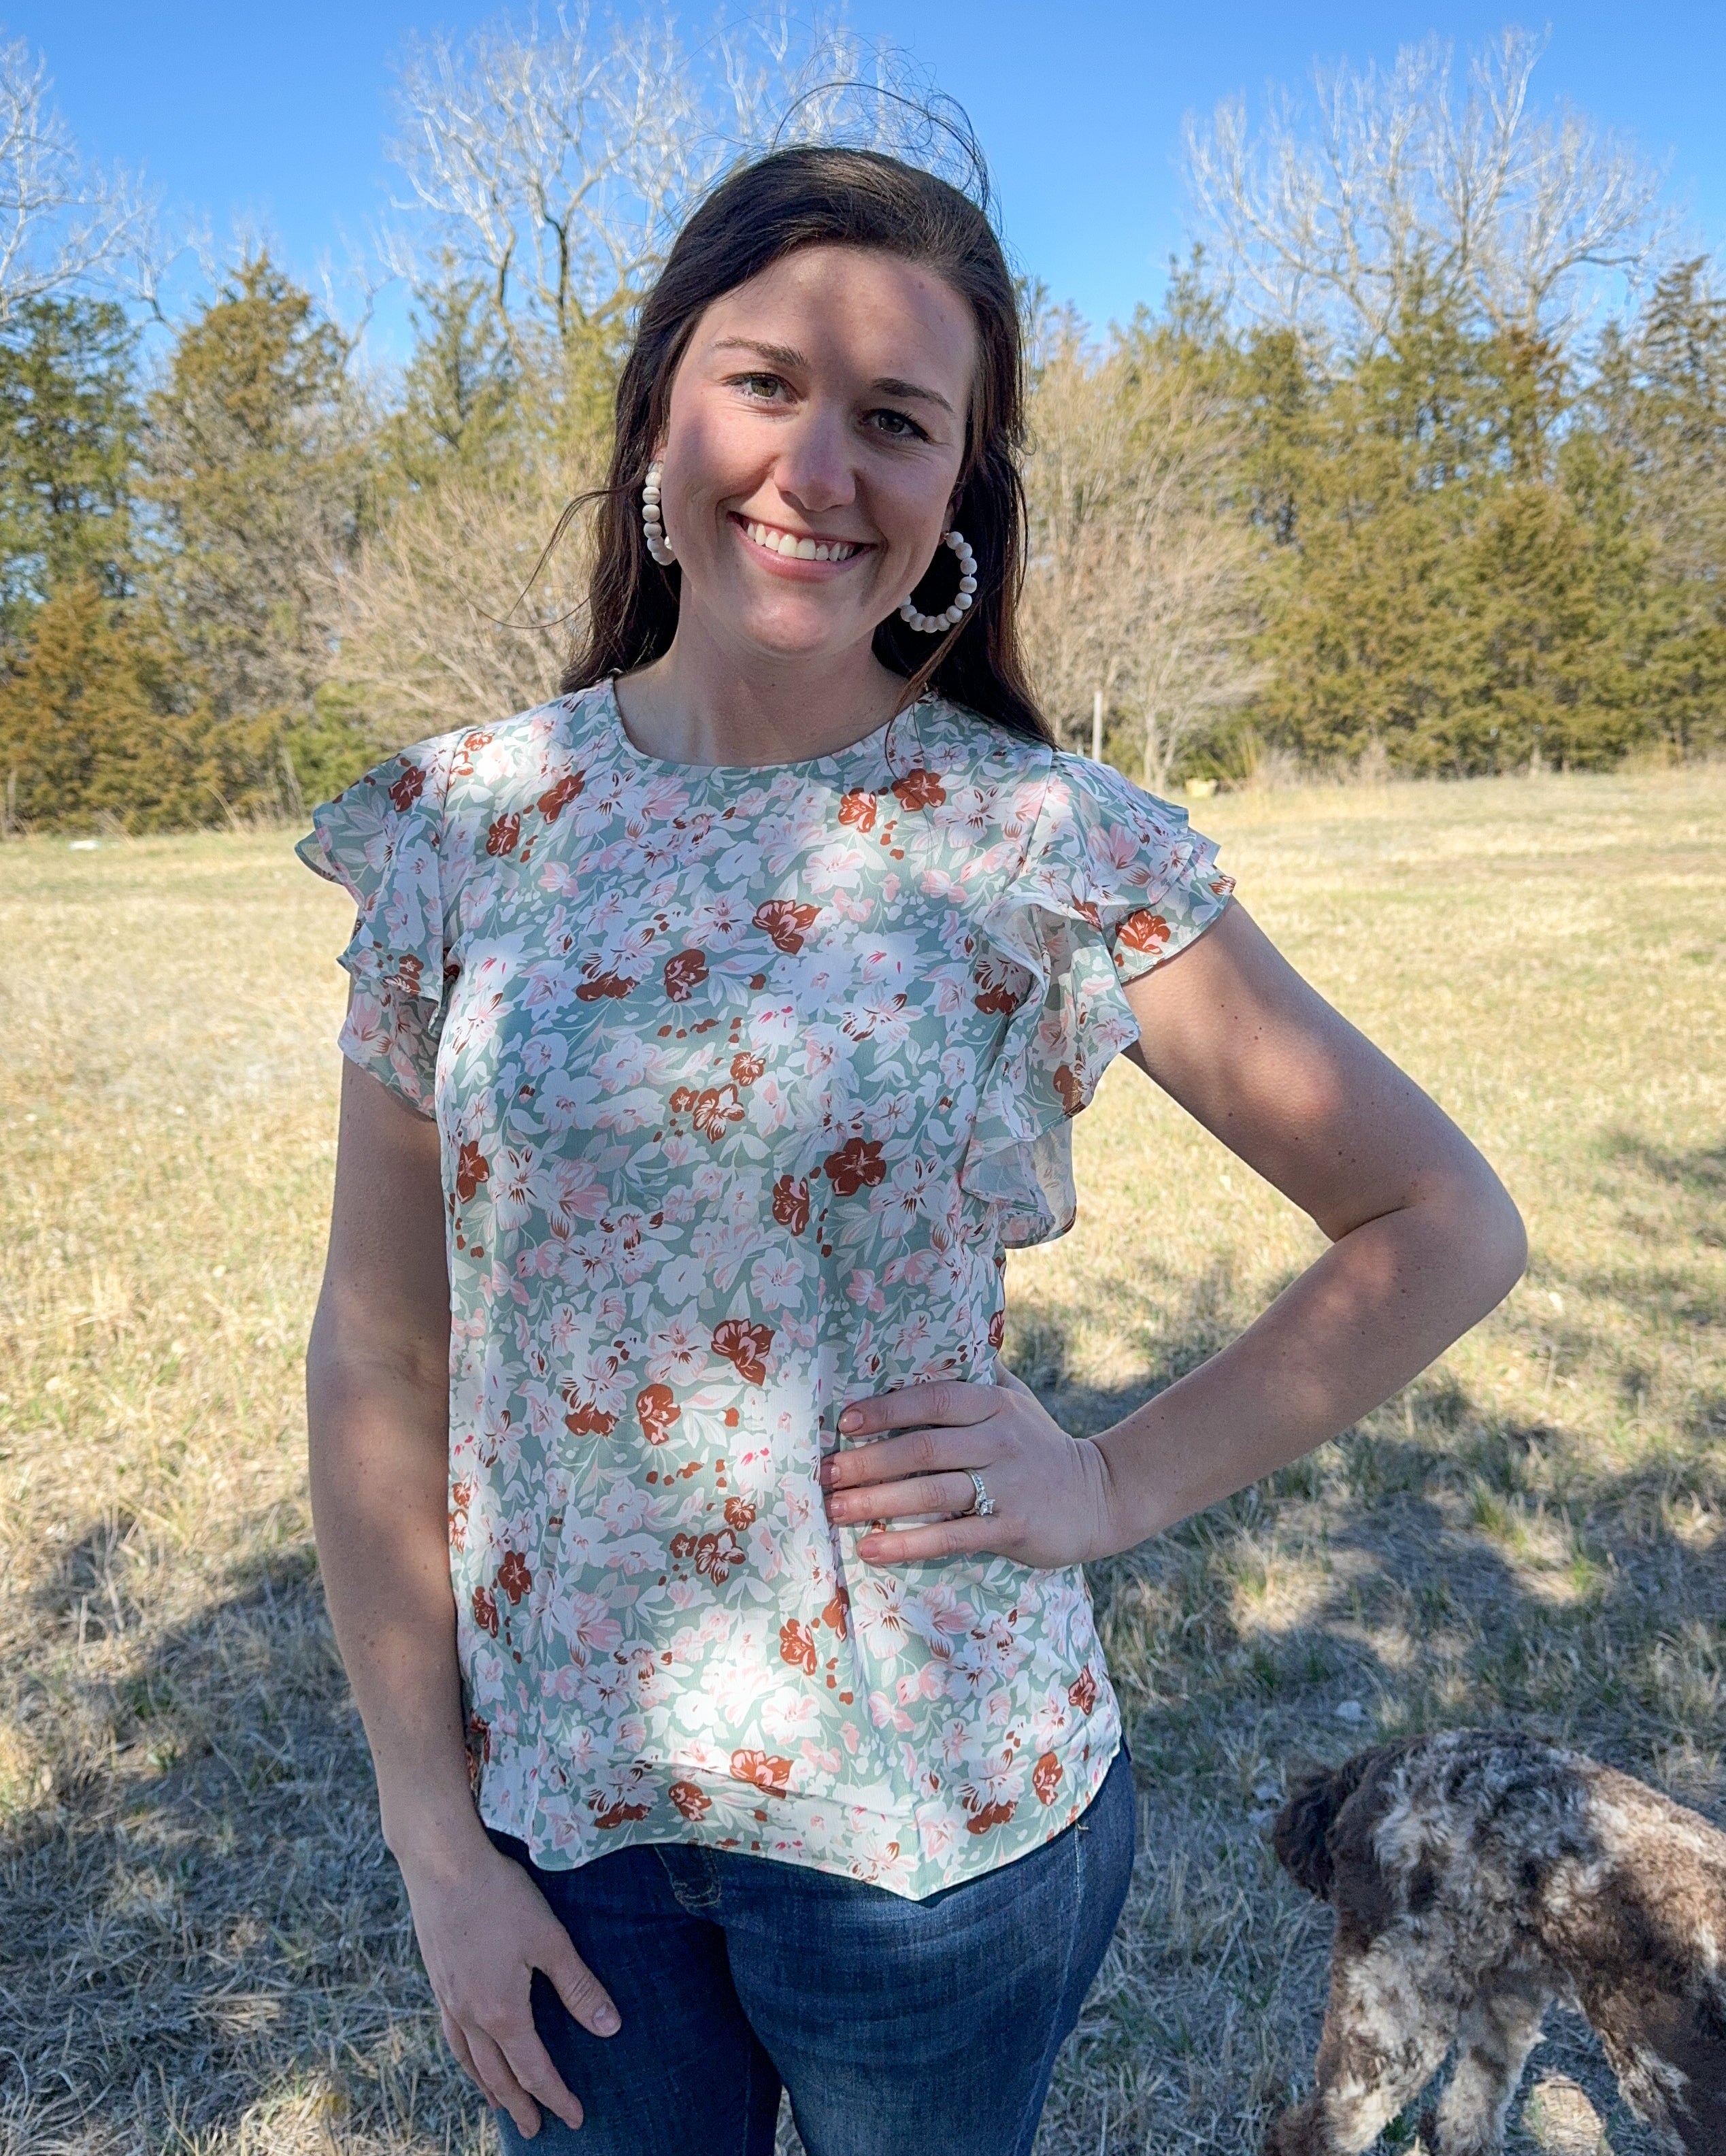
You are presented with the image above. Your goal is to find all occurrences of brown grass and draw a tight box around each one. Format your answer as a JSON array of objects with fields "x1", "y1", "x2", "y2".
[{"x1": 1, "y1": 766, "x2": 1721, "y2": 2155}]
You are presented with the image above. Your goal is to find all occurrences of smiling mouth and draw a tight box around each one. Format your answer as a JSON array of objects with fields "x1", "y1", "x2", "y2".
[{"x1": 734, "y1": 514, "x2": 870, "y2": 564}]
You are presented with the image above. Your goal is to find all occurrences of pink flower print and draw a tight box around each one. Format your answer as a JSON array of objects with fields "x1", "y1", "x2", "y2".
[{"x1": 749, "y1": 1249, "x2": 806, "y2": 1310}]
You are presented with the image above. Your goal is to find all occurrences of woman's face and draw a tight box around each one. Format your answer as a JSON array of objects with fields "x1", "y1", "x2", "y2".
[{"x1": 654, "y1": 244, "x2": 976, "y2": 664}]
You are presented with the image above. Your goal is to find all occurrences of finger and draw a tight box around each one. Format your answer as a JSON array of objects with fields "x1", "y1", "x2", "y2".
[
  {"x1": 836, "y1": 1379, "x2": 996, "y2": 1442},
  {"x1": 857, "y1": 1513, "x2": 1003, "y2": 1565},
  {"x1": 541, "y1": 1927, "x2": 622, "y2": 2040},
  {"x1": 496, "y1": 2019, "x2": 586, "y2": 2134},
  {"x1": 442, "y1": 2008, "x2": 485, "y2": 2093},
  {"x1": 823, "y1": 1422, "x2": 990, "y2": 1492},
  {"x1": 825, "y1": 1469, "x2": 980, "y2": 1526},
  {"x1": 465, "y1": 2025, "x2": 542, "y2": 2138}
]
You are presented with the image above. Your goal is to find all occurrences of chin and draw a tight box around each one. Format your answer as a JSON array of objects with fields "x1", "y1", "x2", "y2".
[{"x1": 731, "y1": 602, "x2": 870, "y2": 662}]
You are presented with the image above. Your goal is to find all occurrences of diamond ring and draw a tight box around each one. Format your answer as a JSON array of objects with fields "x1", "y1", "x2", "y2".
[{"x1": 966, "y1": 1470, "x2": 997, "y2": 1519}]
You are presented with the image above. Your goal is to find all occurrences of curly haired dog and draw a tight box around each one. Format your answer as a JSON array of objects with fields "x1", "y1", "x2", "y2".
[{"x1": 1263, "y1": 1729, "x2": 1726, "y2": 2155}]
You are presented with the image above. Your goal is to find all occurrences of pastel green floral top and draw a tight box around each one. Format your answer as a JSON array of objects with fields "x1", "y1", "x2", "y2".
[{"x1": 298, "y1": 682, "x2": 1231, "y2": 1900}]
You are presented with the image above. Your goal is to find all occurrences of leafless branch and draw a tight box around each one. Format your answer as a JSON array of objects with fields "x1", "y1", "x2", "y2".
[
  {"x1": 0, "y1": 34, "x2": 156, "y2": 321},
  {"x1": 382, "y1": 5, "x2": 959, "y2": 359},
  {"x1": 1184, "y1": 27, "x2": 1670, "y2": 358}
]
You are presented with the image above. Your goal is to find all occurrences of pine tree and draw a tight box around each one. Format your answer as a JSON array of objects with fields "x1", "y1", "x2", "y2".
[
  {"x1": 141, "y1": 252, "x2": 373, "y2": 810},
  {"x1": 0, "y1": 574, "x2": 233, "y2": 831},
  {"x1": 0, "y1": 297, "x2": 139, "y2": 656}
]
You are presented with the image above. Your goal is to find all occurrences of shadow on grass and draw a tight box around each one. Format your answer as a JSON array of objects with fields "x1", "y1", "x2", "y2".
[
  {"x1": 6, "y1": 1120, "x2": 1720, "y2": 2155},
  {"x1": 0, "y1": 1538, "x2": 469, "y2": 2152},
  {"x1": 1010, "y1": 1129, "x2": 1725, "y2": 2153}
]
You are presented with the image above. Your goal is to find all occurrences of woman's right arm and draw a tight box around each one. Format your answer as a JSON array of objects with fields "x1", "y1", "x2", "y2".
[{"x1": 307, "y1": 1056, "x2": 620, "y2": 2138}]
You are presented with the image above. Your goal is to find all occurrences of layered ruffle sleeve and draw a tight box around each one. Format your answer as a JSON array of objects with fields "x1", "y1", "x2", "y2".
[
  {"x1": 295, "y1": 741, "x2": 455, "y2": 1116},
  {"x1": 959, "y1": 752, "x2": 1234, "y2": 1247}
]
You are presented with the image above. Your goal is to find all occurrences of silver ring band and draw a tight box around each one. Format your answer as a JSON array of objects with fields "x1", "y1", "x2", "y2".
[{"x1": 966, "y1": 1469, "x2": 997, "y2": 1519}]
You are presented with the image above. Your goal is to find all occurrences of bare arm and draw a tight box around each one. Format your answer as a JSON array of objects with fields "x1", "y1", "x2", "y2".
[
  {"x1": 308, "y1": 1057, "x2": 618, "y2": 2138},
  {"x1": 307, "y1": 1058, "x2": 468, "y2": 1863},
  {"x1": 1092, "y1": 898, "x2": 1526, "y2": 1546},
  {"x1": 821, "y1": 901, "x2": 1527, "y2": 1563}
]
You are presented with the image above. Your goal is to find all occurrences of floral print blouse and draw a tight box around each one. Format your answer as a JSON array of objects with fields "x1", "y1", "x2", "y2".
[{"x1": 298, "y1": 681, "x2": 1232, "y2": 1900}]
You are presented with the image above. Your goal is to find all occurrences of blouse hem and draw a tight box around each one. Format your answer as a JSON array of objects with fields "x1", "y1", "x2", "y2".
[{"x1": 475, "y1": 1709, "x2": 1124, "y2": 1904}]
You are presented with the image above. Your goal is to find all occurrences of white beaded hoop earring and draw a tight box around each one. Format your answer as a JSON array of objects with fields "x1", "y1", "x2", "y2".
[
  {"x1": 898, "y1": 527, "x2": 976, "y2": 634},
  {"x1": 642, "y1": 461, "x2": 676, "y2": 565}
]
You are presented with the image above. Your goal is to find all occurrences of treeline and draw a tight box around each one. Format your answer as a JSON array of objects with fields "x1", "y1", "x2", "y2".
[{"x1": 2, "y1": 20, "x2": 1722, "y2": 831}]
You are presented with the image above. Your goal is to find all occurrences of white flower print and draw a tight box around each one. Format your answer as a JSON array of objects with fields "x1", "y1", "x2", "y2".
[{"x1": 299, "y1": 684, "x2": 1230, "y2": 1897}]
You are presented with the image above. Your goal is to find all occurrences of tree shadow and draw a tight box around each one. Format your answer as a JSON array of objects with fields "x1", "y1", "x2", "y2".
[
  {"x1": 1004, "y1": 1188, "x2": 1724, "y2": 2156},
  {"x1": 1, "y1": 1531, "x2": 469, "y2": 2151}
]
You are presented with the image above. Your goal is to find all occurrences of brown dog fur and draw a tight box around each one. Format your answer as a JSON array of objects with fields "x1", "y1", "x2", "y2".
[{"x1": 1263, "y1": 1729, "x2": 1726, "y2": 2155}]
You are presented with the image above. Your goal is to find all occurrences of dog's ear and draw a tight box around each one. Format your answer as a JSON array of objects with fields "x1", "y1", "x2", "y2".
[{"x1": 1272, "y1": 1750, "x2": 1382, "y2": 1901}]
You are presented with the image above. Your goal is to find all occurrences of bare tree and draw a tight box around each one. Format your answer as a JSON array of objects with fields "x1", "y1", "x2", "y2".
[
  {"x1": 1018, "y1": 311, "x2": 1139, "y2": 750},
  {"x1": 335, "y1": 460, "x2": 589, "y2": 746},
  {"x1": 1021, "y1": 312, "x2": 1259, "y2": 791},
  {"x1": 0, "y1": 35, "x2": 154, "y2": 321},
  {"x1": 1184, "y1": 27, "x2": 1668, "y2": 358},
  {"x1": 382, "y1": 4, "x2": 946, "y2": 367}
]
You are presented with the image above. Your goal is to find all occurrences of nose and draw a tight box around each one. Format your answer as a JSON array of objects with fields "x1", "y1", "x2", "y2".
[{"x1": 772, "y1": 404, "x2": 858, "y2": 520}]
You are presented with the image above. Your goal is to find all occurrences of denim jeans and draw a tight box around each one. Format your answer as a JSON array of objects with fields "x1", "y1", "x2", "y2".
[{"x1": 486, "y1": 1740, "x2": 1135, "y2": 2156}]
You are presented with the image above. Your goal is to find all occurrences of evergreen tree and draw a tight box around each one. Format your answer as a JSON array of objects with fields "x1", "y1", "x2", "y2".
[
  {"x1": 1591, "y1": 261, "x2": 1726, "y2": 756},
  {"x1": 0, "y1": 574, "x2": 232, "y2": 831},
  {"x1": 0, "y1": 297, "x2": 139, "y2": 654},
  {"x1": 387, "y1": 270, "x2": 519, "y2": 491},
  {"x1": 142, "y1": 252, "x2": 373, "y2": 810}
]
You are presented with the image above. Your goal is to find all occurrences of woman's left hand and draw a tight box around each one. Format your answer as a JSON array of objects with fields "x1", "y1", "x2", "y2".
[{"x1": 819, "y1": 1368, "x2": 1120, "y2": 1569}]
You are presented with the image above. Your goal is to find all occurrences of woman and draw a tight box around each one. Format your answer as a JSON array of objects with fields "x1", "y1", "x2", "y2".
[{"x1": 300, "y1": 147, "x2": 1525, "y2": 2156}]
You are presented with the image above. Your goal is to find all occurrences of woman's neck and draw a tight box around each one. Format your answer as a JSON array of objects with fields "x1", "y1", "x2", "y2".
[{"x1": 613, "y1": 603, "x2": 913, "y2": 769}]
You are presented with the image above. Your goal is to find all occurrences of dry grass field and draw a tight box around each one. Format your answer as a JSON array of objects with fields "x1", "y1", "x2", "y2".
[{"x1": 1, "y1": 766, "x2": 1721, "y2": 2156}]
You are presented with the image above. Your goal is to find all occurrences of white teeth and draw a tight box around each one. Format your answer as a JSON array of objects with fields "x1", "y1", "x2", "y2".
[{"x1": 742, "y1": 518, "x2": 858, "y2": 561}]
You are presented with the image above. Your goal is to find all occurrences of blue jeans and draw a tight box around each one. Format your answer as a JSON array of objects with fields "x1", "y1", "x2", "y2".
[{"x1": 487, "y1": 1740, "x2": 1135, "y2": 2156}]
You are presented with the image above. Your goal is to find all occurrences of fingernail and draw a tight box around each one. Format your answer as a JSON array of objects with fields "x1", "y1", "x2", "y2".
[
  {"x1": 595, "y1": 2004, "x2": 620, "y2": 2035},
  {"x1": 840, "y1": 1407, "x2": 861, "y2": 1431}
]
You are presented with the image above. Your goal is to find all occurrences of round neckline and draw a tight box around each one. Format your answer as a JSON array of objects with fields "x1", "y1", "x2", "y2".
[{"x1": 593, "y1": 675, "x2": 923, "y2": 778}]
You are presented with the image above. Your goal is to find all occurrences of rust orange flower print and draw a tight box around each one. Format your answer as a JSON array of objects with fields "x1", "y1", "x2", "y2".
[{"x1": 297, "y1": 683, "x2": 1231, "y2": 1899}]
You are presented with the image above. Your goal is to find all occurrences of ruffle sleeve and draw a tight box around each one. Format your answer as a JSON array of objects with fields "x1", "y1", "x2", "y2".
[
  {"x1": 959, "y1": 753, "x2": 1234, "y2": 1248},
  {"x1": 295, "y1": 741, "x2": 453, "y2": 1116}
]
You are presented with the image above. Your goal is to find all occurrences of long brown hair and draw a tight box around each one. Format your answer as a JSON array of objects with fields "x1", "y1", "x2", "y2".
[{"x1": 558, "y1": 144, "x2": 1052, "y2": 748}]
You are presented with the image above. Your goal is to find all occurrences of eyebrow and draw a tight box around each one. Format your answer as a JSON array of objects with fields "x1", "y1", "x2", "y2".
[{"x1": 710, "y1": 338, "x2": 956, "y2": 418}]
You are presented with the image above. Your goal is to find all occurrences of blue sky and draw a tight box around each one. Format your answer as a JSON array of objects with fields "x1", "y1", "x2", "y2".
[{"x1": 19, "y1": 2, "x2": 1726, "y2": 363}]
